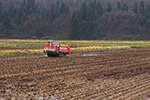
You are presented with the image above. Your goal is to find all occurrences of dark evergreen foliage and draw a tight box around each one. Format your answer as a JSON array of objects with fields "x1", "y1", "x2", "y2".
[
  {"x1": 0, "y1": 0, "x2": 150, "y2": 40},
  {"x1": 60, "y1": 2, "x2": 70, "y2": 14},
  {"x1": 70, "y1": 11, "x2": 81, "y2": 39},
  {"x1": 122, "y1": 3, "x2": 129, "y2": 12},
  {"x1": 139, "y1": 1, "x2": 146, "y2": 15},
  {"x1": 0, "y1": 1, "x2": 3, "y2": 22},
  {"x1": 117, "y1": 1, "x2": 121, "y2": 10},
  {"x1": 106, "y1": 2, "x2": 113, "y2": 13},
  {"x1": 133, "y1": 2, "x2": 139, "y2": 13}
]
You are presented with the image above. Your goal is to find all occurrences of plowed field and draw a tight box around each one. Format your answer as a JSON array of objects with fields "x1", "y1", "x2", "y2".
[{"x1": 0, "y1": 49, "x2": 150, "y2": 100}]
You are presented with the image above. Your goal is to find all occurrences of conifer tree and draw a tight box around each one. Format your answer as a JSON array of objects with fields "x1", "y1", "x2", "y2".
[
  {"x1": 0, "y1": 1, "x2": 3, "y2": 13},
  {"x1": 117, "y1": 1, "x2": 121, "y2": 10},
  {"x1": 122, "y1": 3, "x2": 129, "y2": 12},
  {"x1": 15, "y1": 8, "x2": 27, "y2": 25},
  {"x1": 0, "y1": 1, "x2": 3, "y2": 22},
  {"x1": 60, "y1": 2, "x2": 70, "y2": 15},
  {"x1": 80, "y1": 2, "x2": 88, "y2": 20},
  {"x1": 70, "y1": 11, "x2": 81, "y2": 39},
  {"x1": 106, "y1": 2, "x2": 113, "y2": 13},
  {"x1": 96, "y1": 2, "x2": 103, "y2": 17},
  {"x1": 26, "y1": 0, "x2": 39, "y2": 14},
  {"x1": 8, "y1": 6, "x2": 16, "y2": 19},
  {"x1": 133, "y1": 2, "x2": 138, "y2": 13},
  {"x1": 146, "y1": 3, "x2": 150, "y2": 16},
  {"x1": 139, "y1": 1, "x2": 146, "y2": 15},
  {"x1": 87, "y1": 2, "x2": 94, "y2": 21},
  {"x1": 145, "y1": 3, "x2": 150, "y2": 29},
  {"x1": 3, "y1": 12, "x2": 12, "y2": 35}
]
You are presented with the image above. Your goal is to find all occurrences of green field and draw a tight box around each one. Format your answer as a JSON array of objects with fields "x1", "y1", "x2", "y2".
[{"x1": 0, "y1": 39, "x2": 150, "y2": 57}]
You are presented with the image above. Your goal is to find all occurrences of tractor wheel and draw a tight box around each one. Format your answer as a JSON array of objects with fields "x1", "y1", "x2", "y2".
[
  {"x1": 59, "y1": 53, "x2": 66, "y2": 57},
  {"x1": 47, "y1": 53, "x2": 51, "y2": 57},
  {"x1": 63, "y1": 53, "x2": 66, "y2": 56}
]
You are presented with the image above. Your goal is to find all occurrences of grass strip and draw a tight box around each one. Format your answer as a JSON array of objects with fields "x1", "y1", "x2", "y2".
[
  {"x1": 0, "y1": 39, "x2": 150, "y2": 57},
  {"x1": 0, "y1": 49, "x2": 44, "y2": 57},
  {"x1": 130, "y1": 45, "x2": 150, "y2": 48},
  {"x1": 1, "y1": 39, "x2": 150, "y2": 48},
  {"x1": 71, "y1": 46, "x2": 130, "y2": 52},
  {"x1": 0, "y1": 46, "x2": 130, "y2": 57}
]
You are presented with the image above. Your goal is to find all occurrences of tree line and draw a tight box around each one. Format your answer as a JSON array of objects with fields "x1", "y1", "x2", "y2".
[{"x1": 0, "y1": 0, "x2": 150, "y2": 40}]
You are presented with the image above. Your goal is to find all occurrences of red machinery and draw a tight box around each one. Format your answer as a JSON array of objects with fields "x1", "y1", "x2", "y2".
[{"x1": 43, "y1": 40, "x2": 71, "y2": 57}]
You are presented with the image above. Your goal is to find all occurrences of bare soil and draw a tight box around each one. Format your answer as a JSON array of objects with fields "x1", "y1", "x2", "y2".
[{"x1": 0, "y1": 49, "x2": 150, "y2": 100}]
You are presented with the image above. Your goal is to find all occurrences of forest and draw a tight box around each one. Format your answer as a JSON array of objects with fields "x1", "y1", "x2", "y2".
[{"x1": 0, "y1": 0, "x2": 150, "y2": 40}]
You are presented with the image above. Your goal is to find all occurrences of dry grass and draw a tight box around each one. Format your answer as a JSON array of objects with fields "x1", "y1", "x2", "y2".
[
  {"x1": 71, "y1": 46, "x2": 130, "y2": 52},
  {"x1": 0, "y1": 49, "x2": 44, "y2": 57},
  {"x1": 0, "y1": 39, "x2": 150, "y2": 56}
]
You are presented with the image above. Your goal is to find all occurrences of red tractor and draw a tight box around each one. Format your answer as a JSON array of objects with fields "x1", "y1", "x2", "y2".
[{"x1": 43, "y1": 40, "x2": 71, "y2": 57}]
